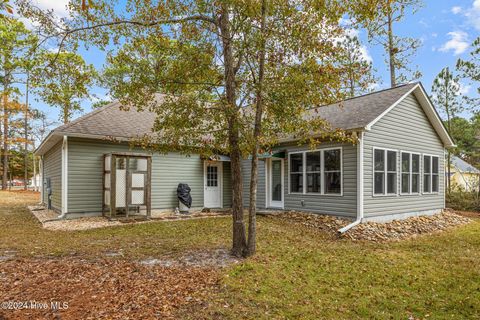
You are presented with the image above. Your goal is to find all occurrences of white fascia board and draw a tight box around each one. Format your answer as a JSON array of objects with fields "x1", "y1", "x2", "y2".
[
  {"x1": 364, "y1": 83, "x2": 455, "y2": 148},
  {"x1": 413, "y1": 84, "x2": 455, "y2": 147}
]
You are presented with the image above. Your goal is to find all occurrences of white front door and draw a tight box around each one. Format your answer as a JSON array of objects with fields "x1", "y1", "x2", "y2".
[
  {"x1": 267, "y1": 158, "x2": 284, "y2": 208},
  {"x1": 204, "y1": 161, "x2": 223, "y2": 208}
]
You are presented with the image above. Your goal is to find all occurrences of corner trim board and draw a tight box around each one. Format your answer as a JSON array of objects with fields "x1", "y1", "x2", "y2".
[{"x1": 61, "y1": 135, "x2": 68, "y2": 214}]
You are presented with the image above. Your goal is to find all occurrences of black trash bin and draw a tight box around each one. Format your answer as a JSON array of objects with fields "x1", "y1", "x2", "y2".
[{"x1": 177, "y1": 183, "x2": 192, "y2": 214}]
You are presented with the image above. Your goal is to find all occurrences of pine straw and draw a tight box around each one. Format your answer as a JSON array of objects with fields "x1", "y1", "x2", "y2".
[{"x1": 0, "y1": 258, "x2": 219, "y2": 320}]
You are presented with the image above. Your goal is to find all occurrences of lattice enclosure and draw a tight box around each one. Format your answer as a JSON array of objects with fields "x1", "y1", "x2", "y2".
[{"x1": 102, "y1": 153, "x2": 152, "y2": 219}]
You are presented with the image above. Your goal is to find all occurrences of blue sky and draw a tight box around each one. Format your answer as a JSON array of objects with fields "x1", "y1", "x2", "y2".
[{"x1": 21, "y1": 0, "x2": 480, "y2": 126}]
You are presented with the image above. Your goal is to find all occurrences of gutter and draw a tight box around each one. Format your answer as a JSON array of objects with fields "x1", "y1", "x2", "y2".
[{"x1": 338, "y1": 131, "x2": 364, "y2": 233}]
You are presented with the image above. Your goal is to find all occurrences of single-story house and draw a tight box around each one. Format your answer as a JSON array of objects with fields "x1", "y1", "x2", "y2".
[
  {"x1": 448, "y1": 156, "x2": 480, "y2": 192},
  {"x1": 35, "y1": 82, "x2": 455, "y2": 224}
]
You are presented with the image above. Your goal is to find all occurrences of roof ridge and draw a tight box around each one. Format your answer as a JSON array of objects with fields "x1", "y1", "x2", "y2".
[
  {"x1": 310, "y1": 82, "x2": 418, "y2": 110},
  {"x1": 55, "y1": 100, "x2": 120, "y2": 132}
]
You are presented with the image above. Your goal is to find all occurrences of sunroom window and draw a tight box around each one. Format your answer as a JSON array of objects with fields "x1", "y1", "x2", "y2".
[
  {"x1": 289, "y1": 153, "x2": 303, "y2": 193},
  {"x1": 423, "y1": 155, "x2": 439, "y2": 193},
  {"x1": 401, "y1": 152, "x2": 420, "y2": 194},
  {"x1": 289, "y1": 148, "x2": 342, "y2": 195},
  {"x1": 374, "y1": 148, "x2": 397, "y2": 195},
  {"x1": 324, "y1": 149, "x2": 341, "y2": 194}
]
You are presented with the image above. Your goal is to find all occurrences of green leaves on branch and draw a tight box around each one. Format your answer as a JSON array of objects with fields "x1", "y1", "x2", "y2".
[{"x1": 31, "y1": 52, "x2": 97, "y2": 124}]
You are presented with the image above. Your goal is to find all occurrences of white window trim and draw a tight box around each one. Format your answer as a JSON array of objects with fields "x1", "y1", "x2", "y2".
[
  {"x1": 422, "y1": 153, "x2": 440, "y2": 195},
  {"x1": 287, "y1": 147, "x2": 343, "y2": 196},
  {"x1": 400, "y1": 151, "x2": 421, "y2": 195},
  {"x1": 372, "y1": 147, "x2": 398, "y2": 197}
]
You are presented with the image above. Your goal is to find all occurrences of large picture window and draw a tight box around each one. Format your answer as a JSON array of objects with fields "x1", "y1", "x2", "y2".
[
  {"x1": 401, "y1": 152, "x2": 420, "y2": 194},
  {"x1": 423, "y1": 155, "x2": 439, "y2": 193},
  {"x1": 374, "y1": 148, "x2": 397, "y2": 195},
  {"x1": 289, "y1": 148, "x2": 342, "y2": 195}
]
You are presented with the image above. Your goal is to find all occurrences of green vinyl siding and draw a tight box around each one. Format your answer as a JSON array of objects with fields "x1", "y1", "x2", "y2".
[
  {"x1": 42, "y1": 140, "x2": 62, "y2": 211},
  {"x1": 283, "y1": 143, "x2": 357, "y2": 218},
  {"x1": 223, "y1": 161, "x2": 232, "y2": 207},
  {"x1": 363, "y1": 93, "x2": 445, "y2": 217},
  {"x1": 242, "y1": 159, "x2": 267, "y2": 209},
  {"x1": 67, "y1": 137, "x2": 232, "y2": 214},
  {"x1": 242, "y1": 142, "x2": 357, "y2": 218}
]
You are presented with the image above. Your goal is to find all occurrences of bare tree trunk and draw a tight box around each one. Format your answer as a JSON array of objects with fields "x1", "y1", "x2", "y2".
[
  {"x1": 247, "y1": 0, "x2": 267, "y2": 257},
  {"x1": 219, "y1": 5, "x2": 247, "y2": 257},
  {"x1": 63, "y1": 105, "x2": 69, "y2": 124},
  {"x1": 445, "y1": 84, "x2": 452, "y2": 194},
  {"x1": 24, "y1": 73, "x2": 29, "y2": 190},
  {"x1": 387, "y1": 9, "x2": 396, "y2": 87},
  {"x1": 2, "y1": 92, "x2": 8, "y2": 190}
]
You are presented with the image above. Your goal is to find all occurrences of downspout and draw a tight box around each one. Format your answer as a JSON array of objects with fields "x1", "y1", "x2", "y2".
[
  {"x1": 56, "y1": 135, "x2": 68, "y2": 219},
  {"x1": 39, "y1": 156, "x2": 43, "y2": 205},
  {"x1": 338, "y1": 131, "x2": 364, "y2": 233}
]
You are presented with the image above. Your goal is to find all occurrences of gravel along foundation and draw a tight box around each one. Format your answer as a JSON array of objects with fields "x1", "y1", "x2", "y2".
[
  {"x1": 270, "y1": 209, "x2": 472, "y2": 242},
  {"x1": 28, "y1": 206, "x2": 230, "y2": 231}
]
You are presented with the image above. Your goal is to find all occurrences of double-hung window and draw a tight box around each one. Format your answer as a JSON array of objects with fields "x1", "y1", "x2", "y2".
[
  {"x1": 324, "y1": 149, "x2": 342, "y2": 194},
  {"x1": 306, "y1": 151, "x2": 321, "y2": 193},
  {"x1": 401, "y1": 152, "x2": 420, "y2": 194},
  {"x1": 289, "y1": 153, "x2": 303, "y2": 193},
  {"x1": 289, "y1": 148, "x2": 342, "y2": 195},
  {"x1": 423, "y1": 155, "x2": 439, "y2": 193},
  {"x1": 374, "y1": 148, "x2": 397, "y2": 195}
]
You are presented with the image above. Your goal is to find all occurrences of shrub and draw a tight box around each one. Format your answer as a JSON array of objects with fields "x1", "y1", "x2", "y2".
[{"x1": 447, "y1": 190, "x2": 480, "y2": 212}]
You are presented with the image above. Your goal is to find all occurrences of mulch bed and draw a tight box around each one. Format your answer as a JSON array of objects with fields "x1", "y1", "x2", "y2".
[
  {"x1": 271, "y1": 210, "x2": 472, "y2": 242},
  {"x1": 0, "y1": 258, "x2": 219, "y2": 319}
]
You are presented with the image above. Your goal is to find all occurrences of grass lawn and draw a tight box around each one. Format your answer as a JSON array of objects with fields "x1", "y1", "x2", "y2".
[{"x1": 2, "y1": 191, "x2": 480, "y2": 319}]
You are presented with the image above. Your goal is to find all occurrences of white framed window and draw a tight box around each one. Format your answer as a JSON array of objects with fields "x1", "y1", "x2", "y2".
[
  {"x1": 306, "y1": 151, "x2": 321, "y2": 193},
  {"x1": 423, "y1": 155, "x2": 439, "y2": 194},
  {"x1": 324, "y1": 149, "x2": 342, "y2": 194},
  {"x1": 289, "y1": 153, "x2": 303, "y2": 193},
  {"x1": 373, "y1": 148, "x2": 398, "y2": 196},
  {"x1": 401, "y1": 152, "x2": 420, "y2": 194},
  {"x1": 288, "y1": 147, "x2": 342, "y2": 196}
]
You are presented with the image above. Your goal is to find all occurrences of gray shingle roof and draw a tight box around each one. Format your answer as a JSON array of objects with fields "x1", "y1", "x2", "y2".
[
  {"x1": 452, "y1": 155, "x2": 480, "y2": 174},
  {"x1": 54, "y1": 97, "x2": 161, "y2": 139},
  {"x1": 308, "y1": 82, "x2": 418, "y2": 130},
  {"x1": 54, "y1": 83, "x2": 418, "y2": 140}
]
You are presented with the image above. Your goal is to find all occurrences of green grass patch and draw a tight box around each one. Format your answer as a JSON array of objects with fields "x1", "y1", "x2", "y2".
[{"x1": 2, "y1": 191, "x2": 480, "y2": 319}]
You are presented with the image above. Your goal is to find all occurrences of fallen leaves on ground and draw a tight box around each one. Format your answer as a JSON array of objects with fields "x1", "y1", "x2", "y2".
[{"x1": 0, "y1": 258, "x2": 219, "y2": 319}]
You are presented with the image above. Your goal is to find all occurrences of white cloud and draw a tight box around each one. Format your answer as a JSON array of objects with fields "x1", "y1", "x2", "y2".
[
  {"x1": 458, "y1": 82, "x2": 471, "y2": 95},
  {"x1": 463, "y1": 0, "x2": 480, "y2": 31},
  {"x1": 451, "y1": 6, "x2": 462, "y2": 14},
  {"x1": 34, "y1": 0, "x2": 69, "y2": 17},
  {"x1": 439, "y1": 31, "x2": 469, "y2": 55}
]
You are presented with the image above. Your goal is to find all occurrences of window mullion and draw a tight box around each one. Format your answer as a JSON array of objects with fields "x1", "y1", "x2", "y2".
[
  {"x1": 384, "y1": 150, "x2": 388, "y2": 195},
  {"x1": 321, "y1": 151, "x2": 324, "y2": 195},
  {"x1": 431, "y1": 156, "x2": 434, "y2": 193},
  {"x1": 302, "y1": 152, "x2": 306, "y2": 194},
  {"x1": 409, "y1": 153, "x2": 412, "y2": 194}
]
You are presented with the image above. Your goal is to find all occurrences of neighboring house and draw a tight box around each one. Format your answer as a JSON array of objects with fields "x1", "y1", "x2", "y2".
[
  {"x1": 448, "y1": 156, "x2": 480, "y2": 192},
  {"x1": 35, "y1": 82, "x2": 454, "y2": 224}
]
